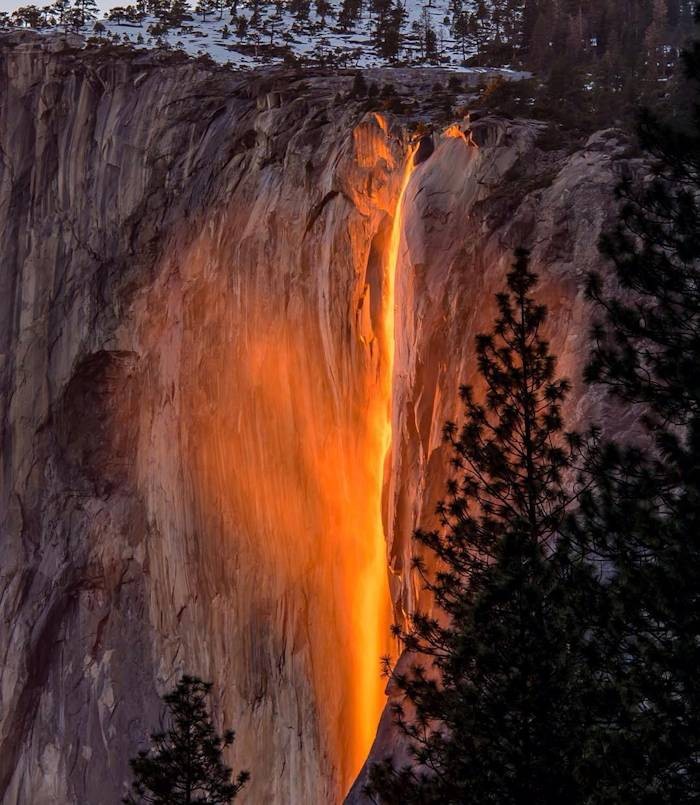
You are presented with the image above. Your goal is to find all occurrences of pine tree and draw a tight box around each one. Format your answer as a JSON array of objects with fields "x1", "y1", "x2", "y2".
[
  {"x1": 194, "y1": 0, "x2": 215, "y2": 21},
  {"x1": 527, "y1": 4, "x2": 553, "y2": 70},
  {"x1": 52, "y1": 0, "x2": 71, "y2": 28},
  {"x1": 338, "y1": 0, "x2": 361, "y2": 30},
  {"x1": 166, "y1": 0, "x2": 193, "y2": 26},
  {"x1": 315, "y1": 0, "x2": 332, "y2": 26},
  {"x1": 468, "y1": 0, "x2": 489, "y2": 60},
  {"x1": 521, "y1": 0, "x2": 540, "y2": 55},
  {"x1": 452, "y1": 9, "x2": 470, "y2": 61},
  {"x1": 124, "y1": 676, "x2": 250, "y2": 805},
  {"x1": 288, "y1": 0, "x2": 310, "y2": 22},
  {"x1": 73, "y1": 0, "x2": 97, "y2": 28},
  {"x1": 351, "y1": 70, "x2": 368, "y2": 97},
  {"x1": 574, "y1": 13, "x2": 700, "y2": 800},
  {"x1": 373, "y1": 0, "x2": 404, "y2": 61},
  {"x1": 365, "y1": 251, "x2": 600, "y2": 804},
  {"x1": 11, "y1": 4, "x2": 46, "y2": 27}
]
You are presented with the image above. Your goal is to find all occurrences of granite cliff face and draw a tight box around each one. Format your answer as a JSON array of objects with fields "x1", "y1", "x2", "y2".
[{"x1": 0, "y1": 33, "x2": 625, "y2": 804}]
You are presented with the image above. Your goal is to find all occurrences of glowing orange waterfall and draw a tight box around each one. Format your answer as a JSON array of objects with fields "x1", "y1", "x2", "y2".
[
  {"x1": 381, "y1": 146, "x2": 417, "y2": 450},
  {"x1": 338, "y1": 144, "x2": 417, "y2": 789},
  {"x1": 182, "y1": 140, "x2": 417, "y2": 801},
  {"x1": 347, "y1": 145, "x2": 418, "y2": 781}
]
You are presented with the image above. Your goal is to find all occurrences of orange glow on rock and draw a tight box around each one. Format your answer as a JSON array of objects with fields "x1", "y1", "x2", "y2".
[
  {"x1": 189, "y1": 316, "x2": 393, "y2": 790},
  {"x1": 165, "y1": 134, "x2": 416, "y2": 800},
  {"x1": 443, "y1": 123, "x2": 468, "y2": 141}
]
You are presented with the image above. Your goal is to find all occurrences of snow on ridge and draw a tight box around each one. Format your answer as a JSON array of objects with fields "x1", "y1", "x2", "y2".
[{"x1": 8, "y1": 0, "x2": 512, "y2": 71}]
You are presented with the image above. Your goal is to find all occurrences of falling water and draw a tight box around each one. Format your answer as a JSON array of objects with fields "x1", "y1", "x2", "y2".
[{"x1": 352, "y1": 146, "x2": 418, "y2": 781}]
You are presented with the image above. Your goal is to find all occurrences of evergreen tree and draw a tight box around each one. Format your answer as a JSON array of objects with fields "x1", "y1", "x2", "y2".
[
  {"x1": 107, "y1": 5, "x2": 127, "y2": 22},
  {"x1": 424, "y1": 20, "x2": 438, "y2": 62},
  {"x1": 124, "y1": 675, "x2": 250, "y2": 805},
  {"x1": 468, "y1": 3, "x2": 488, "y2": 57},
  {"x1": 527, "y1": 3, "x2": 553, "y2": 70},
  {"x1": 452, "y1": 8, "x2": 470, "y2": 60},
  {"x1": 11, "y1": 4, "x2": 46, "y2": 26},
  {"x1": 194, "y1": 0, "x2": 215, "y2": 20},
  {"x1": 288, "y1": 0, "x2": 310, "y2": 22},
  {"x1": 73, "y1": 0, "x2": 98, "y2": 28},
  {"x1": 373, "y1": 0, "x2": 404, "y2": 61},
  {"x1": 315, "y1": 0, "x2": 332, "y2": 26},
  {"x1": 574, "y1": 13, "x2": 700, "y2": 800},
  {"x1": 338, "y1": 0, "x2": 361, "y2": 30},
  {"x1": 234, "y1": 14, "x2": 247, "y2": 38},
  {"x1": 521, "y1": 0, "x2": 540, "y2": 55},
  {"x1": 52, "y1": 0, "x2": 71, "y2": 28},
  {"x1": 351, "y1": 70, "x2": 368, "y2": 97},
  {"x1": 365, "y1": 251, "x2": 599, "y2": 804},
  {"x1": 166, "y1": 0, "x2": 193, "y2": 26}
]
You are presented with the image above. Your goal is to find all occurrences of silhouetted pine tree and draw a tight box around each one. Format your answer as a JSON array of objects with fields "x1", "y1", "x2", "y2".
[
  {"x1": 573, "y1": 13, "x2": 700, "y2": 800},
  {"x1": 124, "y1": 675, "x2": 249, "y2": 805},
  {"x1": 365, "y1": 251, "x2": 600, "y2": 805}
]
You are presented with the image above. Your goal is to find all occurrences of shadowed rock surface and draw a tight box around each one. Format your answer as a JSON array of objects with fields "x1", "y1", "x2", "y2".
[{"x1": 0, "y1": 32, "x2": 629, "y2": 805}]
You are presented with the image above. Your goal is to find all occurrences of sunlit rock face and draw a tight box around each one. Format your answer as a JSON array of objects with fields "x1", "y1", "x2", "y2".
[{"x1": 0, "y1": 33, "x2": 626, "y2": 805}]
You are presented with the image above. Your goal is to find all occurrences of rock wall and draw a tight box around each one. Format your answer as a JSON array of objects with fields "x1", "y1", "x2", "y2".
[{"x1": 0, "y1": 33, "x2": 626, "y2": 805}]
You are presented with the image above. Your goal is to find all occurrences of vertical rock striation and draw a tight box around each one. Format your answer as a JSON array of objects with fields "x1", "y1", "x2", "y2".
[{"x1": 0, "y1": 34, "x2": 627, "y2": 804}]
